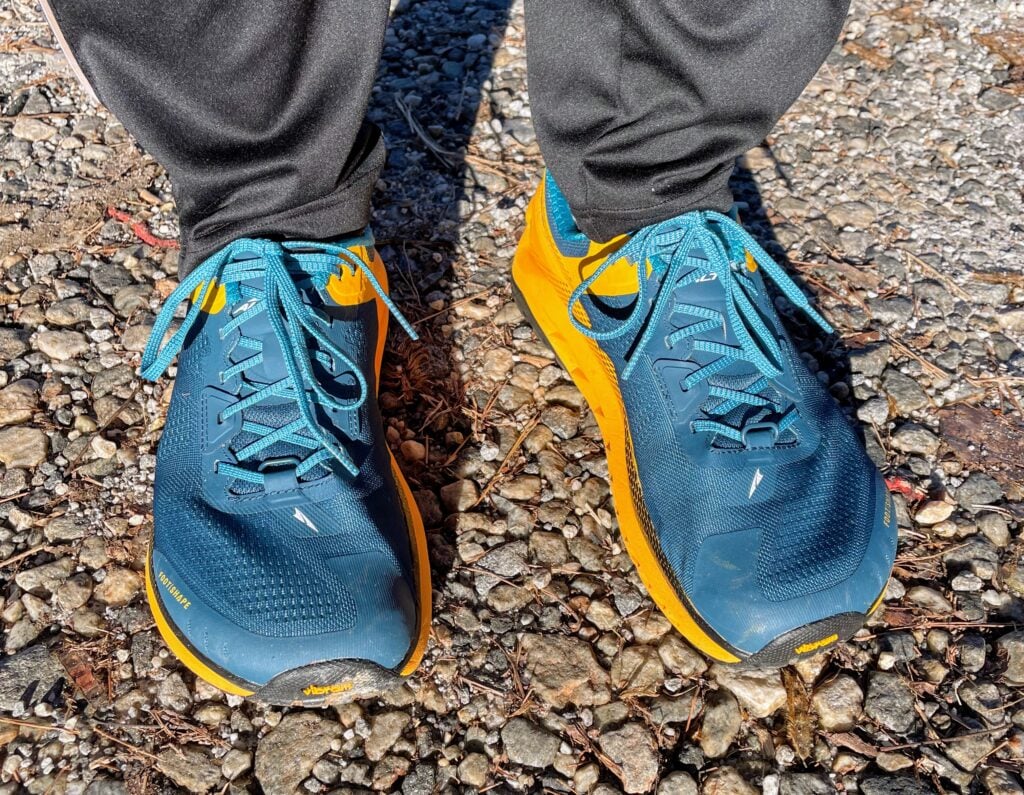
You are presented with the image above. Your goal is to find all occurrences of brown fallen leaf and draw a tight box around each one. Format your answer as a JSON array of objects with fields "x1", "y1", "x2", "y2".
[
  {"x1": 782, "y1": 667, "x2": 815, "y2": 760},
  {"x1": 938, "y1": 404, "x2": 1024, "y2": 490},
  {"x1": 843, "y1": 40, "x2": 894, "y2": 70},
  {"x1": 829, "y1": 732, "x2": 879, "y2": 757},
  {"x1": 976, "y1": 29, "x2": 1024, "y2": 67}
]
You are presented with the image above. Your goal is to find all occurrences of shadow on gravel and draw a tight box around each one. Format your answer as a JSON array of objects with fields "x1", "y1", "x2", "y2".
[
  {"x1": 370, "y1": 0, "x2": 513, "y2": 582},
  {"x1": 730, "y1": 159, "x2": 863, "y2": 440}
]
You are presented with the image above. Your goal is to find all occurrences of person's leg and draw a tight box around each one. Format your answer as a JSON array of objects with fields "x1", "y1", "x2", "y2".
[
  {"x1": 42, "y1": 0, "x2": 390, "y2": 274},
  {"x1": 524, "y1": 0, "x2": 850, "y2": 240}
]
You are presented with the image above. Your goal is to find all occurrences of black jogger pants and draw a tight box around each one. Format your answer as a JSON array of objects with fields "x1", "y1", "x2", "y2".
[{"x1": 43, "y1": 0, "x2": 850, "y2": 275}]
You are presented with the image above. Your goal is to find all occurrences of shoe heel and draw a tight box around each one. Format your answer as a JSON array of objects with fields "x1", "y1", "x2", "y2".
[{"x1": 511, "y1": 281, "x2": 569, "y2": 372}]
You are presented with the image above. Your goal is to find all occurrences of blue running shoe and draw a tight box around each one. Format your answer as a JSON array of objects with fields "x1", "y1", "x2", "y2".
[
  {"x1": 512, "y1": 174, "x2": 897, "y2": 665},
  {"x1": 140, "y1": 234, "x2": 430, "y2": 704}
]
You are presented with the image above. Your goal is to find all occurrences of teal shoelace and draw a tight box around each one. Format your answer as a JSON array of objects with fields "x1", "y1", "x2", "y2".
[
  {"x1": 141, "y1": 238, "x2": 417, "y2": 480},
  {"x1": 567, "y1": 212, "x2": 832, "y2": 444}
]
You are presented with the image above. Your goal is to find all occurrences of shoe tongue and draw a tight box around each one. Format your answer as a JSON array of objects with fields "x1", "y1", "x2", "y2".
[{"x1": 667, "y1": 251, "x2": 798, "y2": 448}]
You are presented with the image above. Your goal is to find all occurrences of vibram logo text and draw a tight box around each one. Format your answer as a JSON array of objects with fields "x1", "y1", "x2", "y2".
[
  {"x1": 303, "y1": 682, "x2": 353, "y2": 697},
  {"x1": 795, "y1": 633, "x2": 839, "y2": 655}
]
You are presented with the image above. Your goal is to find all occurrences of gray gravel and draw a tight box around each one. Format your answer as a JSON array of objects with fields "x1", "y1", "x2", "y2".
[{"x1": 2, "y1": 0, "x2": 1024, "y2": 792}]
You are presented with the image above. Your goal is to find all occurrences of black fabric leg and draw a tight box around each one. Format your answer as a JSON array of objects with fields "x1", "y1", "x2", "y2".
[
  {"x1": 44, "y1": 0, "x2": 391, "y2": 275},
  {"x1": 524, "y1": 0, "x2": 851, "y2": 241}
]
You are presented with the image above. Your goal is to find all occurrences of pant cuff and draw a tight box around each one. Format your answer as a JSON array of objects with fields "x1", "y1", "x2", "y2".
[
  {"x1": 568, "y1": 162, "x2": 736, "y2": 243},
  {"x1": 176, "y1": 138, "x2": 385, "y2": 276}
]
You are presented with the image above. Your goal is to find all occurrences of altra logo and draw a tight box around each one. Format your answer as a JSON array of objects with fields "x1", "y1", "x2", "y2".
[
  {"x1": 695, "y1": 271, "x2": 718, "y2": 283},
  {"x1": 293, "y1": 508, "x2": 319, "y2": 533},
  {"x1": 748, "y1": 468, "x2": 764, "y2": 499}
]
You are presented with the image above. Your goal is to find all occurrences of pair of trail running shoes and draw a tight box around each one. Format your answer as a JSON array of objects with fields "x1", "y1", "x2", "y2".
[{"x1": 141, "y1": 174, "x2": 896, "y2": 705}]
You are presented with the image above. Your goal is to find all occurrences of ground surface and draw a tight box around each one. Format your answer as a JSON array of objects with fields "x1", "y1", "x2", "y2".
[{"x1": 1, "y1": 0, "x2": 1024, "y2": 792}]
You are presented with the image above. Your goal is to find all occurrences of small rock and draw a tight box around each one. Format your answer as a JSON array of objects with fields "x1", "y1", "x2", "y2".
[
  {"x1": 34, "y1": 330, "x2": 90, "y2": 361},
  {"x1": 502, "y1": 717, "x2": 560, "y2": 768},
  {"x1": 598, "y1": 723, "x2": 659, "y2": 794},
  {"x1": 826, "y1": 201, "x2": 876, "y2": 229},
  {"x1": 996, "y1": 631, "x2": 1024, "y2": 686},
  {"x1": 610, "y1": 646, "x2": 666, "y2": 693},
  {"x1": 255, "y1": 711, "x2": 342, "y2": 795},
  {"x1": 700, "y1": 689, "x2": 742, "y2": 758},
  {"x1": 13, "y1": 116, "x2": 57, "y2": 142},
  {"x1": 659, "y1": 772, "x2": 698, "y2": 795},
  {"x1": 657, "y1": 636, "x2": 708, "y2": 678},
  {"x1": 440, "y1": 479, "x2": 479, "y2": 512},
  {"x1": 458, "y1": 752, "x2": 490, "y2": 788},
  {"x1": 521, "y1": 633, "x2": 611, "y2": 708},
  {"x1": 15, "y1": 557, "x2": 74, "y2": 596},
  {"x1": 956, "y1": 473, "x2": 1003, "y2": 510},
  {"x1": 365, "y1": 711, "x2": 411, "y2": 762},
  {"x1": 0, "y1": 645, "x2": 67, "y2": 712},
  {"x1": 399, "y1": 439, "x2": 425, "y2": 462},
  {"x1": 890, "y1": 424, "x2": 940, "y2": 456},
  {"x1": 221, "y1": 749, "x2": 253, "y2": 782},
  {"x1": 156, "y1": 746, "x2": 222, "y2": 793},
  {"x1": 94, "y1": 567, "x2": 142, "y2": 606},
  {"x1": 915, "y1": 500, "x2": 954, "y2": 525},
  {"x1": 701, "y1": 766, "x2": 757, "y2": 795},
  {"x1": 881, "y1": 369, "x2": 929, "y2": 414},
  {"x1": 44, "y1": 515, "x2": 89, "y2": 541},
  {"x1": 864, "y1": 672, "x2": 916, "y2": 734},
  {"x1": 713, "y1": 666, "x2": 787, "y2": 718},
  {"x1": 780, "y1": 775, "x2": 832, "y2": 795},
  {"x1": 905, "y1": 585, "x2": 953, "y2": 613},
  {"x1": 0, "y1": 379, "x2": 39, "y2": 426},
  {"x1": 849, "y1": 343, "x2": 891, "y2": 377},
  {"x1": 0, "y1": 426, "x2": 49, "y2": 468},
  {"x1": 811, "y1": 675, "x2": 863, "y2": 732}
]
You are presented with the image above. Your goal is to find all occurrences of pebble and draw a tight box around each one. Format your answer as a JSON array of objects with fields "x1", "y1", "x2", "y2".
[
  {"x1": 521, "y1": 634, "x2": 612, "y2": 708},
  {"x1": 713, "y1": 666, "x2": 787, "y2": 718},
  {"x1": 365, "y1": 711, "x2": 412, "y2": 762},
  {"x1": 598, "y1": 723, "x2": 659, "y2": 794},
  {"x1": 956, "y1": 473, "x2": 1004, "y2": 510},
  {"x1": 93, "y1": 567, "x2": 143, "y2": 606},
  {"x1": 996, "y1": 631, "x2": 1024, "y2": 686},
  {"x1": 254, "y1": 712, "x2": 342, "y2": 795},
  {"x1": 502, "y1": 717, "x2": 560, "y2": 768},
  {"x1": 156, "y1": 746, "x2": 223, "y2": 793},
  {"x1": 811, "y1": 675, "x2": 863, "y2": 732},
  {"x1": 700, "y1": 688, "x2": 742, "y2": 758},
  {"x1": 12, "y1": 116, "x2": 57, "y2": 142},
  {"x1": 34, "y1": 330, "x2": 90, "y2": 361},
  {"x1": 0, "y1": 426, "x2": 48, "y2": 468},
  {"x1": 890, "y1": 423, "x2": 940, "y2": 456},
  {"x1": 914, "y1": 500, "x2": 954, "y2": 525},
  {"x1": 864, "y1": 672, "x2": 916, "y2": 734},
  {"x1": 0, "y1": 379, "x2": 39, "y2": 426}
]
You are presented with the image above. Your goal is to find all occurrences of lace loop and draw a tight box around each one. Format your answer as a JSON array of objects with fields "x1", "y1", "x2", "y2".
[
  {"x1": 567, "y1": 212, "x2": 832, "y2": 443},
  {"x1": 141, "y1": 237, "x2": 417, "y2": 479}
]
